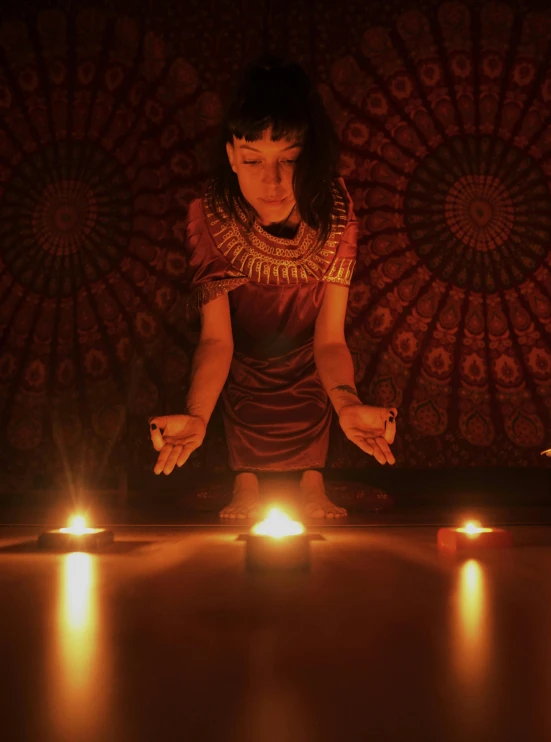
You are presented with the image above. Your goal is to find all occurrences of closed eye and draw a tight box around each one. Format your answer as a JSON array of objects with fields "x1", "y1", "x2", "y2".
[{"x1": 242, "y1": 160, "x2": 297, "y2": 165}]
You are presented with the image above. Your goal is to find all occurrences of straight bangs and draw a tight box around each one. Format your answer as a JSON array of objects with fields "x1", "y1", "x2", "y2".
[
  {"x1": 210, "y1": 57, "x2": 344, "y2": 245},
  {"x1": 227, "y1": 87, "x2": 309, "y2": 144}
]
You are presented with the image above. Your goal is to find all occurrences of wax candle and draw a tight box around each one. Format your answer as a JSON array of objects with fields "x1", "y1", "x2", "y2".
[{"x1": 437, "y1": 521, "x2": 513, "y2": 552}]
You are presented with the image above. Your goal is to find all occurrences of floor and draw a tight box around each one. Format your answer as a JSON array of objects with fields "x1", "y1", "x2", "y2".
[{"x1": 1, "y1": 509, "x2": 551, "y2": 742}]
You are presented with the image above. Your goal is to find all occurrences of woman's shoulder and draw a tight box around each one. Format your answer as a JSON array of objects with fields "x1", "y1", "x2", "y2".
[
  {"x1": 185, "y1": 195, "x2": 218, "y2": 246},
  {"x1": 183, "y1": 194, "x2": 221, "y2": 257},
  {"x1": 186, "y1": 195, "x2": 206, "y2": 224},
  {"x1": 333, "y1": 177, "x2": 354, "y2": 216},
  {"x1": 325, "y1": 177, "x2": 354, "y2": 235}
]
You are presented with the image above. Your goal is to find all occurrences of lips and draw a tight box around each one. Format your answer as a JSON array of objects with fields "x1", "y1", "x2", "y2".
[{"x1": 261, "y1": 197, "x2": 286, "y2": 204}]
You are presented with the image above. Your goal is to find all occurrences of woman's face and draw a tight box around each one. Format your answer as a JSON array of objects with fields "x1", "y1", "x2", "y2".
[{"x1": 226, "y1": 127, "x2": 302, "y2": 225}]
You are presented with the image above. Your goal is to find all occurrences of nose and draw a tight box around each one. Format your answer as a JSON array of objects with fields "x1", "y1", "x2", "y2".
[{"x1": 262, "y1": 162, "x2": 282, "y2": 185}]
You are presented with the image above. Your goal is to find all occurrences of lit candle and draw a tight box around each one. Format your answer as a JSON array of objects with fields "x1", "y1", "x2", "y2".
[
  {"x1": 251, "y1": 508, "x2": 305, "y2": 538},
  {"x1": 59, "y1": 515, "x2": 98, "y2": 536},
  {"x1": 38, "y1": 514, "x2": 114, "y2": 551},
  {"x1": 246, "y1": 507, "x2": 310, "y2": 570},
  {"x1": 437, "y1": 520, "x2": 513, "y2": 552}
]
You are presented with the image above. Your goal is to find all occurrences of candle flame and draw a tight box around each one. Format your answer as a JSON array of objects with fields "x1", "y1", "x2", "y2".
[
  {"x1": 69, "y1": 516, "x2": 87, "y2": 535},
  {"x1": 60, "y1": 515, "x2": 97, "y2": 536},
  {"x1": 457, "y1": 521, "x2": 493, "y2": 536},
  {"x1": 251, "y1": 508, "x2": 305, "y2": 539}
]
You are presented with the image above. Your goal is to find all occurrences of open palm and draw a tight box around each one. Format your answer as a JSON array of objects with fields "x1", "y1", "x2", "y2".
[
  {"x1": 338, "y1": 404, "x2": 398, "y2": 465},
  {"x1": 149, "y1": 414, "x2": 206, "y2": 475}
]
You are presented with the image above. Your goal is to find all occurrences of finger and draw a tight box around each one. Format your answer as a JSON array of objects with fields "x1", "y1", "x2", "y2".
[
  {"x1": 348, "y1": 425, "x2": 386, "y2": 439},
  {"x1": 149, "y1": 415, "x2": 168, "y2": 430},
  {"x1": 150, "y1": 428, "x2": 165, "y2": 452},
  {"x1": 351, "y1": 436, "x2": 375, "y2": 456},
  {"x1": 369, "y1": 439, "x2": 388, "y2": 465},
  {"x1": 384, "y1": 418, "x2": 396, "y2": 444},
  {"x1": 164, "y1": 435, "x2": 197, "y2": 446},
  {"x1": 350, "y1": 428, "x2": 385, "y2": 440},
  {"x1": 153, "y1": 444, "x2": 174, "y2": 475},
  {"x1": 373, "y1": 436, "x2": 396, "y2": 465},
  {"x1": 149, "y1": 416, "x2": 168, "y2": 452},
  {"x1": 161, "y1": 445, "x2": 184, "y2": 475},
  {"x1": 176, "y1": 443, "x2": 197, "y2": 467}
]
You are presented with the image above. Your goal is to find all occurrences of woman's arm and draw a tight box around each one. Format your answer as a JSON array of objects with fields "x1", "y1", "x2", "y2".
[
  {"x1": 186, "y1": 292, "x2": 234, "y2": 426},
  {"x1": 314, "y1": 283, "x2": 397, "y2": 464},
  {"x1": 313, "y1": 283, "x2": 359, "y2": 415}
]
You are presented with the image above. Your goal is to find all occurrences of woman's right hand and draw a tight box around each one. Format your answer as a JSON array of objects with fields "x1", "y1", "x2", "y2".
[{"x1": 149, "y1": 414, "x2": 206, "y2": 475}]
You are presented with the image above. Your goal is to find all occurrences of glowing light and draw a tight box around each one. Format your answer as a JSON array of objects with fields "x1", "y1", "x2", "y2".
[
  {"x1": 251, "y1": 508, "x2": 305, "y2": 539},
  {"x1": 59, "y1": 515, "x2": 100, "y2": 536},
  {"x1": 457, "y1": 521, "x2": 493, "y2": 537},
  {"x1": 48, "y1": 551, "x2": 109, "y2": 739},
  {"x1": 63, "y1": 552, "x2": 93, "y2": 631},
  {"x1": 452, "y1": 559, "x2": 491, "y2": 686}
]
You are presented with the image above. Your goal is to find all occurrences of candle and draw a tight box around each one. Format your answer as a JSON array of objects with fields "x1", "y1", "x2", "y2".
[
  {"x1": 38, "y1": 515, "x2": 114, "y2": 551},
  {"x1": 246, "y1": 507, "x2": 310, "y2": 570},
  {"x1": 437, "y1": 521, "x2": 513, "y2": 552}
]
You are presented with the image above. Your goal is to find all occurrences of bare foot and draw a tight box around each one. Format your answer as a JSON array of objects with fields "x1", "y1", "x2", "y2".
[
  {"x1": 299, "y1": 470, "x2": 347, "y2": 519},
  {"x1": 219, "y1": 472, "x2": 261, "y2": 519}
]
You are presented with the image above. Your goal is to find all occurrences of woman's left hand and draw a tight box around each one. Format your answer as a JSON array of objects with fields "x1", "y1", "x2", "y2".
[{"x1": 338, "y1": 404, "x2": 398, "y2": 465}]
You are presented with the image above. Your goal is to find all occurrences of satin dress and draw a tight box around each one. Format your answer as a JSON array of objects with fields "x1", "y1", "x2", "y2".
[{"x1": 185, "y1": 178, "x2": 357, "y2": 472}]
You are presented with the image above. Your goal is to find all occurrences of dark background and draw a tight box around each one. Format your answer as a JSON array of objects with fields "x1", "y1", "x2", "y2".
[{"x1": 0, "y1": 0, "x2": 550, "y2": 508}]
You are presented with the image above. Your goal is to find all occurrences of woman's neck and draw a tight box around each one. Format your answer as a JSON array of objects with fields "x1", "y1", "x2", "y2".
[
  {"x1": 256, "y1": 203, "x2": 301, "y2": 236},
  {"x1": 261, "y1": 221, "x2": 300, "y2": 239}
]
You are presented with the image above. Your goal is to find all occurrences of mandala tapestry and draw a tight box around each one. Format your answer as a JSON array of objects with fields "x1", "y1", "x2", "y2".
[{"x1": 0, "y1": 0, "x2": 550, "y2": 493}]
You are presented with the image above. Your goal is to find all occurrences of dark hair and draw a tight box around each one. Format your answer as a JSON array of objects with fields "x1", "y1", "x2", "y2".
[{"x1": 209, "y1": 56, "x2": 344, "y2": 245}]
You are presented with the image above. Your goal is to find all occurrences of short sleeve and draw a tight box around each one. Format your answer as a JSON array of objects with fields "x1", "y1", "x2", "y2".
[
  {"x1": 322, "y1": 178, "x2": 358, "y2": 287},
  {"x1": 185, "y1": 198, "x2": 248, "y2": 311}
]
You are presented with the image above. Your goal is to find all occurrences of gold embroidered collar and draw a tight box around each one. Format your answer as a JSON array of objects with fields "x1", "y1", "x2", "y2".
[{"x1": 203, "y1": 183, "x2": 348, "y2": 285}]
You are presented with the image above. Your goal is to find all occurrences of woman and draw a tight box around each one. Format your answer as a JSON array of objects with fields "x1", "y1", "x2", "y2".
[{"x1": 150, "y1": 56, "x2": 397, "y2": 518}]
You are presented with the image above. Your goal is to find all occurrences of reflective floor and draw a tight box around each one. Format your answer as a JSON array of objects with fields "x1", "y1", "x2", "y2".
[{"x1": 2, "y1": 519, "x2": 551, "y2": 742}]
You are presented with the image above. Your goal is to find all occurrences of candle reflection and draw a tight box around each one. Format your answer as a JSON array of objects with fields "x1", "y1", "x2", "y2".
[
  {"x1": 452, "y1": 559, "x2": 492, "y2": 686},
  {"x1": 64, "y1": 553, "x2": 92, "y2": 628},
  {"x1": 60, "y1": 553, "x2": 95, "y2": 684},
  {"x1": 48, "y1": 552, "x2": 109, "y2": 741}
]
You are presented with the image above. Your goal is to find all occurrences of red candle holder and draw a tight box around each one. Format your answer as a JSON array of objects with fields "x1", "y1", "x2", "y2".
[{"x1": 437, "y1": 522, "x2": 513, "y2": 553}]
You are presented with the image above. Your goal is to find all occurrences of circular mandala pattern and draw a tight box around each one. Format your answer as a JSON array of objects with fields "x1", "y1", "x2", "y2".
[
  {"x1": 445, "y1": 174, "x2": 514, "y2": 250},
  {"x1": 0, "y1": 7, "x2": 227, "y2": 474},
  {"x1": 34, "y1": 180, "x2": 98, "y2": 254},
  {"x1": 326, "y1": 3, "x2": 551, "y2": 466},
  {"x1": 0, "y1": 142, "x2": 132, "y2": 296},
  {"x1": 405, "y1": 137, "x2": 551, "y2": 291},
  {"x1": 1, "y1": 2, "x2": 551, "y2": 480}
]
